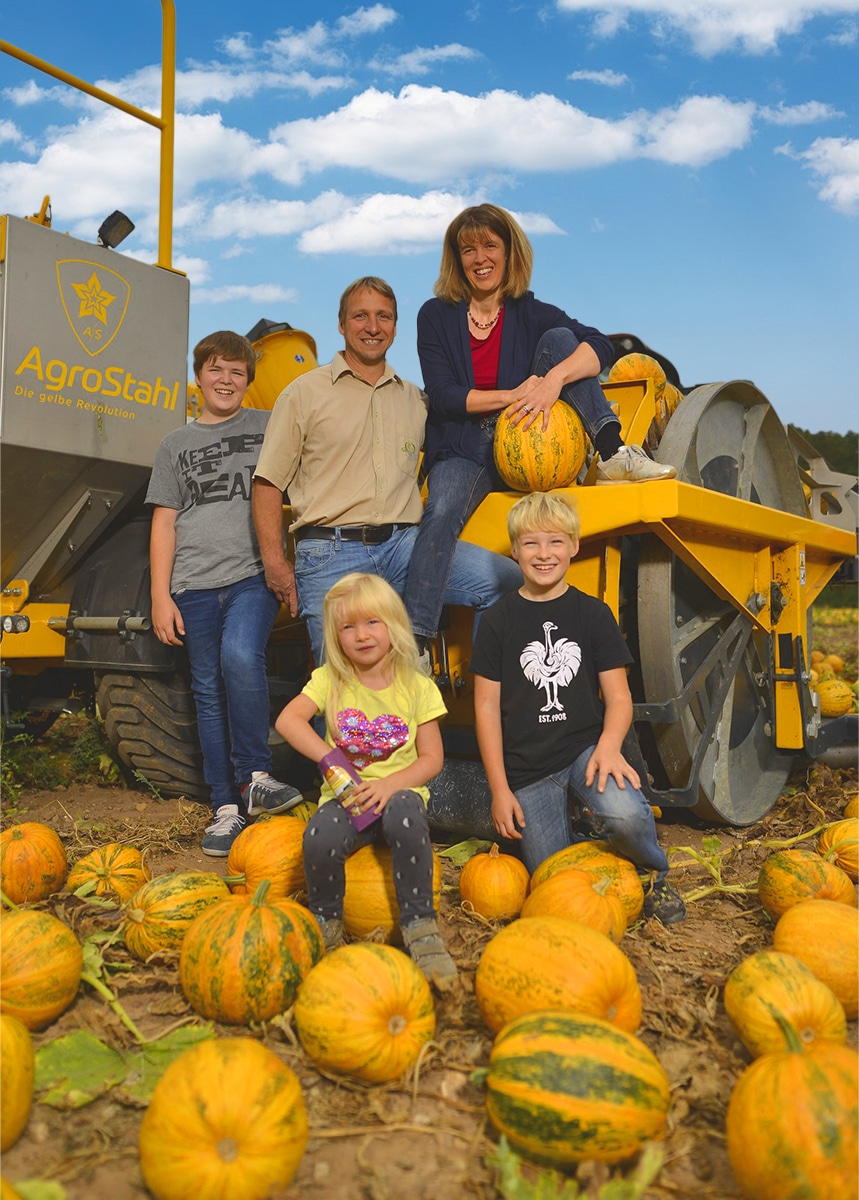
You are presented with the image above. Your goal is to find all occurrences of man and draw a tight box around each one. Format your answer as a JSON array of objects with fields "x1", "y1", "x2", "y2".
[{"x1": 252, "y1": 276, "x2": 521, "y2": 663}]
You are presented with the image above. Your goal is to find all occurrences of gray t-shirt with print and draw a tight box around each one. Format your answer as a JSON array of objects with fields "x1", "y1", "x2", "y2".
[{"x1": 145, "y1": 408, "x2": 271, "y2": 593}]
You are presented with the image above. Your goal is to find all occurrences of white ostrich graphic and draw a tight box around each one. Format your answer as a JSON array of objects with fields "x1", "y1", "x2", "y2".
[{"x1": 520, "y1": 621, "x2": 581, "y2": 713}]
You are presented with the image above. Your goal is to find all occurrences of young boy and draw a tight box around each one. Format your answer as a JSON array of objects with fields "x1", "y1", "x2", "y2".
[
  {"x1": 471, "y1": 491, "x2": 686, "y2": 924},
  {"x1": 147, "y1": 330, "x2": 303, "y2": 856}
]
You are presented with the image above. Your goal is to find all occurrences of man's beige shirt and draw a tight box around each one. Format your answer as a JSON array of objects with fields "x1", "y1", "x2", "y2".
[{"x1": 254, "y1": 352, "x2": 427, "y2": 531}]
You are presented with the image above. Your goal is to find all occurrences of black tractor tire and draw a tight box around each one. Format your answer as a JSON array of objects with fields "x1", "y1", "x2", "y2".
[{"x1": 96, "y1": 671, "x2": 207, "y2": 800}]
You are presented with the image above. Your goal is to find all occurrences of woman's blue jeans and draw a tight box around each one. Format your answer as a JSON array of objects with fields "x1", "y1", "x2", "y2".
[
  {"x1": 514, "y1": 743, "x2": 669, "y2": 880},
  {"x1": 174, "y1": 572, "x2": 279, "y2": 813},
  {"x1": 404, "y1": 327, "x2": 620, "y2": 639}
]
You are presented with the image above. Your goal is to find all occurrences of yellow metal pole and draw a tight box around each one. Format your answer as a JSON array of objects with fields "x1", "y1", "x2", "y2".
[
  {"x1": 158, "y1": 0, "x2": 176, "y2": 271},
  {"x1": 1, "y1": 2, "x2": 177, "y2": 271}
]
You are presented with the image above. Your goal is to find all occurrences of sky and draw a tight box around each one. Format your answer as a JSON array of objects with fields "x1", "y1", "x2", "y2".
[{"x1": 2, "y1": 0, "x2": 857, "y2": 435}]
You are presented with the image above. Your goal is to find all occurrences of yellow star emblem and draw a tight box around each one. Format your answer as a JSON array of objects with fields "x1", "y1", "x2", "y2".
[{"x1": 71, "y1": 272, "x2": 116, "y2": 325}]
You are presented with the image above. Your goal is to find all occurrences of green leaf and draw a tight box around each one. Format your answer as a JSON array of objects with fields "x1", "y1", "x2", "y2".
[
  {"x1": 487, "y1": 1136, "x2": 583, "y2": 1199},
  {"x1": 14, "y1": 1183, "x2": 67, "y2": 1200},
  {"x1": 35, "y1": 1031, "x2": 128, "y2": 1108},
  {"x1": 116, "y1": 1023, "x2": 215, "y2": 1104},
  {"x1": 437, "y1": 838, "x2": 493, "y2": 866}
]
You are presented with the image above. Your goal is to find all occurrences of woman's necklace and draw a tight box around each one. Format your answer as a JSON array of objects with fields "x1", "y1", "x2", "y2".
[{"x1": 468, "y1": 305, "x2": 503, "y2": 331}]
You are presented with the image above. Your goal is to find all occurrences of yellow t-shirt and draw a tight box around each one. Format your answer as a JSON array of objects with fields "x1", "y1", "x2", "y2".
[{"x1": 303, "y1": 665, "x2": 447, "y2": 804}]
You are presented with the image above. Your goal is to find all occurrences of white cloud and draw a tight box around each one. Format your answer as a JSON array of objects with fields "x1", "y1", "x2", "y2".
[
  {"x1": 266, "y1": 85, "x2": 756, "y2": 184},
  {"x1": 568, "y1": 69, "x2": 629, "y2": 85},
  {"x1": 759, "y1": 100, "x2": 843, "y2": 125},
  {"x1": 336, "y1": 5, "x2": 399, "y2": 36},
  {"x1": 3, "y1": 79, "x2": 78, "y2": 107},
  {"x1": 826, "y1": 18, "x2": 858, "y2": 40},
  {"x1": 296, "y1": 190, "x2": 565, "y2": 254},
  {"x1": 555, "y1": 0, "x2": 859, "y2": 55},
  {"x1": 193, "y1": 283, "x2": 300, "y2": 304},
  {"x1": 781, "y1": 136, "x2": 859, "y2": 213},
  {"x1": 636, "y1": 95, "x2": 755, "y2": 165},
  {"x1": 370, "y1": 44, "x2": 480, "y2": 76},
  {"x1": 205, "y1": 192, "x2": 351, "y2": 240}
]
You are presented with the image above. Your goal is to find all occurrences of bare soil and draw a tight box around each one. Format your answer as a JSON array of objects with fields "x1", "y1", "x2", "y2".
[
  {"x1": 3, "y1": 754, "x2": 856, "y2": 1200},
  {"x1": 3, "y1": 606, "x2": 857, "y2": 1199}
]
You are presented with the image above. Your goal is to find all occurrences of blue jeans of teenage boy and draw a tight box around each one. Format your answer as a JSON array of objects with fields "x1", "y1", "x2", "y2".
[
  {"x1": 294, "y1": 524, "x2": 521, "y2": 665},
  {"x1": 405, "y1": 328, "x2": 621, "y2": 640},
  {"x1": 514, "y1": 743, "x2": 669, "y2": 880},
  {"x1": 174, "y1": 572, "x2": 279, "y2": 814}
]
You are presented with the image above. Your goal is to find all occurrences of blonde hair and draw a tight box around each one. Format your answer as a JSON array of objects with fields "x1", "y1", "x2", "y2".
[
  {"x1": 508, "y1": 492, "x2": 581, "y2": 548},
  {"x1": 338, "y1": 277, "x2": 398, "y2": 325},
  {"x1": 434, "y1": 204, "x2": 534, "y2": 305},
  {"x1": 321, "y1": 574, "x2": 420, "y2": 736}
]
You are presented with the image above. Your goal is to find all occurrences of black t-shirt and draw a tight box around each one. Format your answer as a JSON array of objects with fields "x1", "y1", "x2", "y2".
[{"x1": 471, "y1": 587, "x2": 634, "y2": 790}]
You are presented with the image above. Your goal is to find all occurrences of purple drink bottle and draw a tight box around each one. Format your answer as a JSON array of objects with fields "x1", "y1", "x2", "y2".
[{"x1": 319, "y1": 748, "x2": 381, "y2": 831}]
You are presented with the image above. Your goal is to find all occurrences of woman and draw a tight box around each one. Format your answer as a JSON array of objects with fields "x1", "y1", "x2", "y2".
[{"x1": 403, "y1": 203, "x2": 675, "y2": 651}]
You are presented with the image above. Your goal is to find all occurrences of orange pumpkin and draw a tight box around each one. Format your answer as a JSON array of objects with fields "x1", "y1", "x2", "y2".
[
  {"x1": 0, "y1": 1013, "x2": 34, "y2": 1151},
  {"x1": 123, "y1": 872, "x2": 230, "y2": 960},
  {"x1": 343, "y1": 845, "x2": 442, "y2": 942},
  {"x1": 180, "y1": 881, "x2": 323, "y2": 1025},
  {"x1": 139, "y1": 1037, "x2": 308, "y2": 1200},
  {"x1": 724, "y1": 950, "x2": 846, "y2": 1057},
  {"x1": 521, "y1": 869, "x2": 627, "y2": 943},
  {"x1": 66, "y1": 842, "x2": 150, "y2": 903},
  {"x1": 475, "y1": 916, "x2": 641, "y2": 1035},
  {"x1": 0, "y1": 908, "x2": 83, "y2": 1030},
  {"x1": 756, "y1": 848, "x2": 856, "y2": 919},
  {"x1": 817, "y1": 818, "x2": 858, "y2": 881},
  {"x1": 726, "y1": 1019, "x2": 858, "y2": 1199},
  {"x1": 530, "y1": 841, "x2": 645, "y2": 923},
  {"x1": 226, "y1": 815, "x2": 307, "y2": 899},
  {"x1": 773, "y1": 899, "x2": 859, "y2": 1019},
  {"x1": 294, "y1": 943, "x2": 436, "y2": 1083},
  {"x1": 0, "y1": 822, "x2": 67, "y2": 904},
  {"x1": 815, "y1": 678, "x2": 854, "y2": 718},
  {"x1": 459, "y1": 844, "x2": 530, "y2": 919},
  {"x1": 493, "y1": 401, "x2": 587, "y2": 492}
]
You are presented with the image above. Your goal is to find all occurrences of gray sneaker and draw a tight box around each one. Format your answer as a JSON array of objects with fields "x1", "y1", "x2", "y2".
[
  {"x1": 596, "y1": 444, "x2": 677, "y2": 484},
  {"x1": 643, "y1": 880, "x2": 687, "y2": 925},
  {"x1": 317, "y1": 916, "x2": 345, "y2": 951},
  {"x1": 241, "y1": 771, "x2": 303, "y2": 816},
  {"x1": 401, "y1": 916, "x2": 457, "y2": 988},
  {"x1": 201, "y1": 804, "x2": 246, "y2": 857}
]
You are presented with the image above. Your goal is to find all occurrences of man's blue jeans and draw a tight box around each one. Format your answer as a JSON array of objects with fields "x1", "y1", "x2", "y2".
[
  {"x1": 174, "y1": 572, "x2": 279, "y2": 813},
  {"x1": 404, "y1": 327, "x2": 620, "y2": 640},
  {"x1": 294, "y1": 525, "x2": 521, "y2": 665},
  {"x1": 513, "y1": 744, "x2": 670, "y2": 880}
]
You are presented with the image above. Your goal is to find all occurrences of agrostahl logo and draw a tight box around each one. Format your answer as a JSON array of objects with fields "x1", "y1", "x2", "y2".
[{"x1": 56, "y1": 259, "x2": 131, "y2": 357}]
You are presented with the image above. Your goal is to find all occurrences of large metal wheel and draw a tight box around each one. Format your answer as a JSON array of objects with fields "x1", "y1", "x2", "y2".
[{"x1": 637, "y1": 381, "x2": 806, "y2": 825}]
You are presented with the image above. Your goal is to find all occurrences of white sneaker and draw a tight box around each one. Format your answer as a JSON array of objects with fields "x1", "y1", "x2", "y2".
[
  {"x1": 201, "y1": 804, "x2": 245, "y2": 856},
  {"x1": 595, "y1": 444, "x2": 677, "y2": 484}
]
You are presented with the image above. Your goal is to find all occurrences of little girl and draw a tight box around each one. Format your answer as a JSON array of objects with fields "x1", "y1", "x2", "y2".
[{"x1": 276, "y1": 573, "x2": 457, "y2": 985}]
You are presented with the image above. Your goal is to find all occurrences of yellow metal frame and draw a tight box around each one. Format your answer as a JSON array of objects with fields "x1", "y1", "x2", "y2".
[{"x1": 1, "y1": 1, "x2": 177, "y2": 271}]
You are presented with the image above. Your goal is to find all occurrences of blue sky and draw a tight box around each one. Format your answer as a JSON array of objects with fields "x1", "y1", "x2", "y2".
[{"x1": 2, "y1": 0, "x2": 857, "y2": 434}]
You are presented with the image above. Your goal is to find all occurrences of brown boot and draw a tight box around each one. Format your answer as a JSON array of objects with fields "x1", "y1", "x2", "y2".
[{"x1": 401, "y1": 916, "x2": 457, "y2": 988}]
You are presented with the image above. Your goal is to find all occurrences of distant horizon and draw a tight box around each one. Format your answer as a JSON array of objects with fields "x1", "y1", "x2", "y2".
[{"x1": 2, "y1": 0, "x2": 857, "y2": 433}]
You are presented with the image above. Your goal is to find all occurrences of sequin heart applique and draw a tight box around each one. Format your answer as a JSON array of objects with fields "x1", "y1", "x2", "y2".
[{"x1": 335, "y1": 708, "x2": 409, "y2": 770}]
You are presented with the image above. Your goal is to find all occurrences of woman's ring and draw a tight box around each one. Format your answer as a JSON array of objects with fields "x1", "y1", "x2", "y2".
[{"x1": 523, "y1": 405, "x2": 531, "y2": 413}]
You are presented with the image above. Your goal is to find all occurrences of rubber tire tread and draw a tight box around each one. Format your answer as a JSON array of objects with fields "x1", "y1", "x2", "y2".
[{"x1": 96, "y1": 672, "x2": 207, "y2": 800}]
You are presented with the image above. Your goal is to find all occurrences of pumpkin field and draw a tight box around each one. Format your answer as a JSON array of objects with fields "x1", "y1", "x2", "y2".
[{"x1": 1, "y1": 611, "x2": 857, "y2": 1200}]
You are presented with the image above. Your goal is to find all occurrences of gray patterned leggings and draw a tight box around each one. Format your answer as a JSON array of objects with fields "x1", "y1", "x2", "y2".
[{"x1": 303, "y1": 789, "x2": 436, "y2": 925}]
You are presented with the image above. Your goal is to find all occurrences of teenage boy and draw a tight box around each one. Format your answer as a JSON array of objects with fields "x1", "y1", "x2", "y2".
[
  {"x1": 472, "y1": 491, "x2": 686, "y2": 924},
  {"x1": 147, "y1": 330, "x2": 303, "y2": 856}
]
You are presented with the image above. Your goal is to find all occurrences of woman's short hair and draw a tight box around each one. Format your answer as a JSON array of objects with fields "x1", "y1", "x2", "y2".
[
  {"x1": 507, "y1": 491, "x2": 581, "y2": 547},
  {"x1": 193, "y1": 331, "x2": 256, "y2": 383},
  {"x1": 434, "y1": 204, "x2": 534, "y2": 304}
]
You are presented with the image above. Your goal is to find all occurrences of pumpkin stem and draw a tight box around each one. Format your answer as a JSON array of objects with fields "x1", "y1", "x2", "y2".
[
  {"x1": 0, "y1": 889, "x2": 21, "y2": 912},
  {"x1": 388, "y1": 1014, "x2": 408, "y2": 1036},
  {"x1": 771, "y1": 1009, "x2": 805, "y2": 1055},
  {"x1": 489, "y1": 844, "x2": 500, "y2": 858},
  {"x1": 80, "y1": 969, "x2": 149, "y2": 1045},
  {"x1": 251, "y1": 879, "x2": 271, "y2": 906}
]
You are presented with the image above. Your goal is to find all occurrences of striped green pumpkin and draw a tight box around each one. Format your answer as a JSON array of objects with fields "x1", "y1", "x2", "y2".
[
  {"x1": 493, "y1": 402, "x2": 587, "y2": 492},
  {"x1": 179, "y1": 881, "x2": 323, "y2": 1025},
  {"x1": 293, "y1": 943, "x2": 436, "y2": 1083},
  {"x1": 475, "y1": 916, "x2": 642, "y2": 1034},
  {"x1": 485, "y1": 1009, "x2": 671, "y2": 1166},
  {"x1": 123, "y1": 871, "x2": 230, "y2": 960}
]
